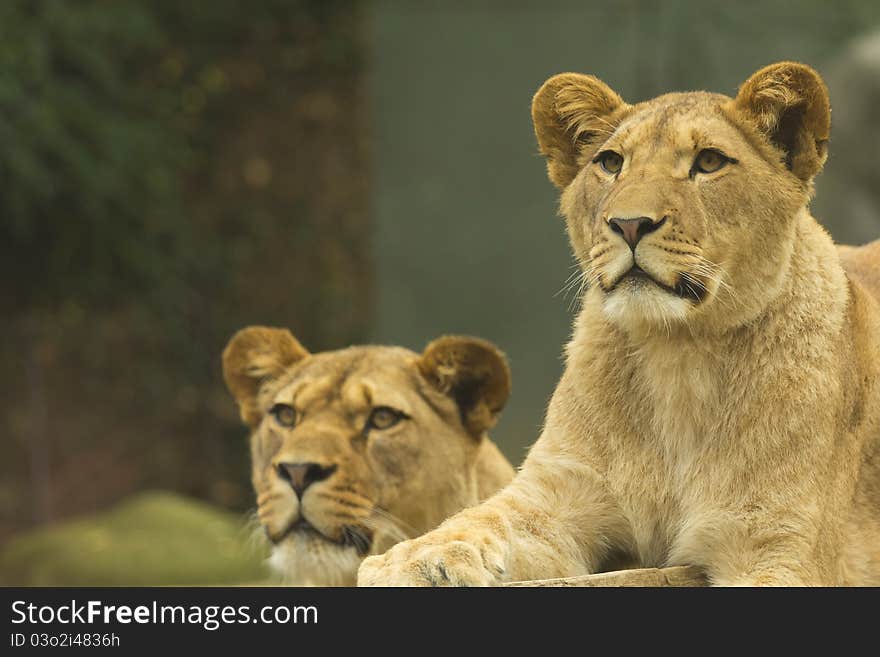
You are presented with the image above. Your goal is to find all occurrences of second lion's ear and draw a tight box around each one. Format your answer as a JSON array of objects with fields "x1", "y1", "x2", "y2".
[
  {"x1": 733, "y1": 61, "x2": 830, "y2": 182},
  {"x1": 418, "y1": 336, "x2": 511, "y2": 439},
  {"x1": 532, "y1": 72, "x2": 628, "y2": 189},
  {"x1": 222, "y1": 326, "x2": 309, "y2": 427}
]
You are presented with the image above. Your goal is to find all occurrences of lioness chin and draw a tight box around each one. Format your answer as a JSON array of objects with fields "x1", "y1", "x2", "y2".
[
  {"x1": 358, "y1": 62, "x2": 880, "y2": 587},
  {"x1": 222, "y1": 328, "x2": 514, "y2": 585}
]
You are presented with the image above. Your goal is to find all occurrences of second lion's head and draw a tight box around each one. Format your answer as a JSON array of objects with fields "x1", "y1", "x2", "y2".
[{"x1": 222, "y1": 327, "x2": 514, "y2": 585}]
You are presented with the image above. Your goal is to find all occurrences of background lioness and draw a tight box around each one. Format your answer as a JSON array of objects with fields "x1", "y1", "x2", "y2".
[
  {"x1": 222, "y1": 327, "x2": 514, "y2": 585},
  {"x1": 359, "y1": 62, "x2": 880, "y2": 586}
]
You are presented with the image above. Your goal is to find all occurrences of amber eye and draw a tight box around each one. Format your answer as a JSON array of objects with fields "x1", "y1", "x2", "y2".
[
  {"x1": 692, "y1": 149, "x2": 729, "y2": 174},
  {"x1": 270, "y1": 403, "x2": 297, "y2": 428},
  {"x1": 366, "y1": 406, "x2": 406, "y2": 431},
  {"x1": 595, "y1": 150, "x2": 624, "y2": 175}
]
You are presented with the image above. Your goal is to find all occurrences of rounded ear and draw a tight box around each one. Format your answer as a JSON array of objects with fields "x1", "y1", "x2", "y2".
[
  {"x1": 532, "y1": 72, "x2": 627, "y2": 189},
  {"x1": 222, "y1": 326, "x2": 309, "y2": 427},
  {"x1": 733, "y1": 62, "x2": 830, "y2": 182},
  {"x1": 417, "y1": 336, "x2": 511, "y2": 439}
]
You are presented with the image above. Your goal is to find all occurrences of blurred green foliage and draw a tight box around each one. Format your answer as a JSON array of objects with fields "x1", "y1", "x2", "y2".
[
  {"x1": 0, "y1": 0, "x2": 184, "y2": 308},
  {"x1": 0, "y1": 491, "x2": 269, "y2": 585},
  {"x1": 0, "y1": 0, "x2": 364, "y2": 311},
  {"x1": 1, "y1": 0, "x2": 370, "y2": 540}
]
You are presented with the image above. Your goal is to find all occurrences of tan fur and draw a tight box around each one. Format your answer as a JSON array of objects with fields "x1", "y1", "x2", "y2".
[
  {"x1": 840, "y1": 241, "x2": 880, "y2": 303},
  {"x1": 222, "y1": 327, "x2": 514, "y2": 585},
  {"x1": 358, "y1": 62, "x2": 880, "y2": 586}
]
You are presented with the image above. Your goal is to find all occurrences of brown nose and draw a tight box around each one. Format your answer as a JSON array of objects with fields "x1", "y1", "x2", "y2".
[
  {"x1": 608, "y1": 216, "x2": 665, "y2": 250},
  {"x1": 277, "y1": 462, "x2": 337, "y2": 498}
]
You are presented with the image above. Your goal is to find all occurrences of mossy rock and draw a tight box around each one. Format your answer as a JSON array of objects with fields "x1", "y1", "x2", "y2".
[{"x1": 0, "y1": 491, "x2": 270, "y2": 586}]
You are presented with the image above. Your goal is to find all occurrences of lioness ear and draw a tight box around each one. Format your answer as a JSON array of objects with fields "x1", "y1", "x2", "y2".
[
  {"x1": 222, "y1": 326, "x2": 309, "y2": 427},
  {"x1": 734, "y1": 62, "x2": 830, "y2": 182},
  {"x1": 532, "y1": 72, "x2": 627, "y2": 189},
  {"x1": 418, "y1": 336, "x2": 511, "y2": 439}
]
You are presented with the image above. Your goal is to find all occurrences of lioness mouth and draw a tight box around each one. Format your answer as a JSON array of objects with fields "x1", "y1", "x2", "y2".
[
  {"x1": 615, "y1": 266, "x2": 708, "y2": 304},
  {"x1": 622, "y1": 264, "x2": 653, "y2": 281},
  {"x1": 276, "y1": 518, "x2": 373, "y2": 556}
]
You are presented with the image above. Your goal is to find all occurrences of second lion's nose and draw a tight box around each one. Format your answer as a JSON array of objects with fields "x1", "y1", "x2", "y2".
[{"x1": 608, "y1": 216, "x2": 665, "y2": 250}]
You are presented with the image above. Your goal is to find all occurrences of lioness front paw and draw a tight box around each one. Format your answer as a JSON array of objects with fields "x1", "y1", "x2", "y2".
[{"x1": 358, "y1": 536, "x2": 504, "y2": 587}]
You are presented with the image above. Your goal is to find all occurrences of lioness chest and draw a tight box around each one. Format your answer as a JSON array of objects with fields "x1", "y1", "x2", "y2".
[{"x1": 595, "y1": 338, "x2": 776, "y2": 567}]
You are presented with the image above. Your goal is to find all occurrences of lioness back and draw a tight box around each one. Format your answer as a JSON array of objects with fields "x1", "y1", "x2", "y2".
[
  {"x1": 840, "y1": 240, "x2": 880, "y2": 303},
  {"x1": 222, "y1": 327, "x2": 515, "y2": 585}
]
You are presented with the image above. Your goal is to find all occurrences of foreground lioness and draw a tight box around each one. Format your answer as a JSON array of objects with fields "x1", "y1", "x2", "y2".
[
  {"x1": 359, "y1": 62, "x2": 880, "y2": 586},
  {"x1": 222, "y1": 327, "x2": 514, "y2": 585}
]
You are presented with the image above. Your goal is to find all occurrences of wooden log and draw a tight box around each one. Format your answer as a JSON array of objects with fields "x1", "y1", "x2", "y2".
[{"x1": 505, "y1": 565, "x2": 708, "y2": 587}]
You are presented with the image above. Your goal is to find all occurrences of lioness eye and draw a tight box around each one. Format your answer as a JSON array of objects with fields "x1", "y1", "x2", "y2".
[
  {"x1": 366, "y1": 406, "x2": 406, "y2": 431},
  {"x1": 595, "y1": 150, "x2": 623, "y2": 175},
  {"x1": 270, "y1": 403, "x2": 297, "y2": 428},
  {"x1": 692, "y1": 149, "x2": 729, "y2": 174}
]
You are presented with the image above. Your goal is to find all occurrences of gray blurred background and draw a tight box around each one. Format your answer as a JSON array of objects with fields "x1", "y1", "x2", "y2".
[{"x1": 2, "y1": 0, "x2": 879, "y2": 584}]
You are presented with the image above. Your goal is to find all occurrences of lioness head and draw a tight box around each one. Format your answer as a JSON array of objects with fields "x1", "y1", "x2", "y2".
[
  {"x1": 222, "y1": 327, "x2": 514, "y2": 585},
  {"x1": 532, "y1": 62, "x2": 831, "y2": 334}
]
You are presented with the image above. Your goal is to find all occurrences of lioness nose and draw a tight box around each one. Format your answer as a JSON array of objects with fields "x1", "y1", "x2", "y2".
[
  {"x1": 277, "y1": 462, "x2": 337, "y2": 498},
  {"x1": 608, "y1": 216, "x2": 665, "y2": 250}
]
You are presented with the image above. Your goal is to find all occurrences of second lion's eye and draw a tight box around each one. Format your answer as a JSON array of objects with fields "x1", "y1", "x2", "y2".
[
  {"x1": 270, "y1": 403, "x2": 297, "y2": 428},
  {"x1": 595, "y1": 150, "x2": 624, "y2": 175},
  {"x1": 366, "y1": 406, "x2": 406, "y2": 431},
  {"x1": 692, "y1": 149, "x2": 730, "y2": 175}
]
